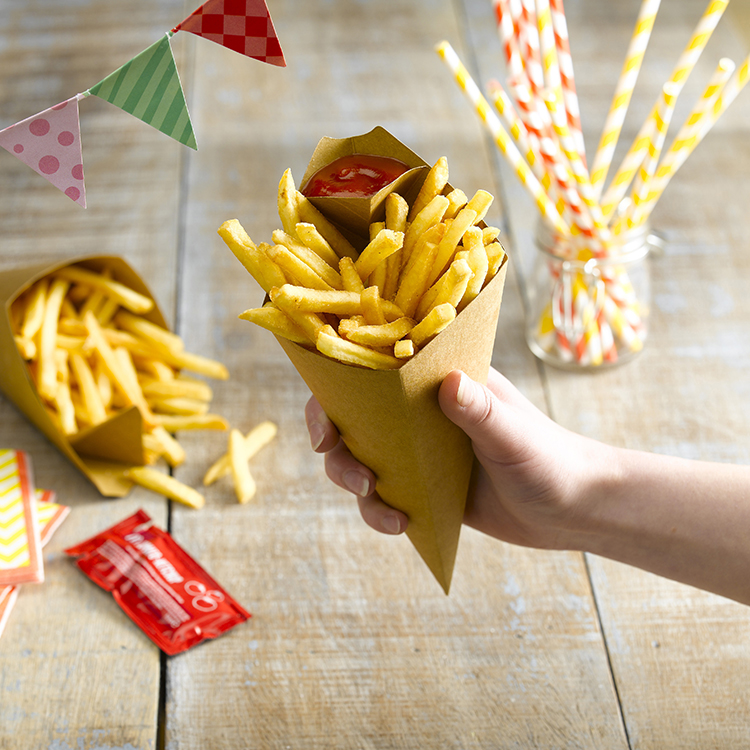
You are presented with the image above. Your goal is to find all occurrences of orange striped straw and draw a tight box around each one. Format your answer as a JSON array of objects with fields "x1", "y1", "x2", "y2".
[
  {"x1": 632, "y1": 54, "x2": 746, "y2": 226},
  {"x1": 435, "y1": 41, "x2": 570, "y2": 236},
  {"x1": 549, "y1": 0, "x2": 586, "y2": 164},
  {"x1": 601, "y1": 0, "x2": 729, "y2": 220},
  {"x1": 494, "y1": 0, "x2": 525, "y2": 78},
  {"x1": 535, "y1": 0, "x2": 564, "y2": 101},
  {"x1": 543, "y1": 89, "x2": 609, "y2": 245},
  {"x1": 519, "y1": 0, "x2": 544, "y2": 92},
  {"x1": 590, "y1": 0, "x2": 661, "y2": 198},
  {"x1": 487, "y1": 79, "x2": 551, "y2": 189}
]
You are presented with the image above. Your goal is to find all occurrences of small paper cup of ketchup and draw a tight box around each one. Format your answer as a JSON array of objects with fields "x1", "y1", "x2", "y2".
[{"x1": 298, "y1": 126, "x2": 429, "y2": 243}]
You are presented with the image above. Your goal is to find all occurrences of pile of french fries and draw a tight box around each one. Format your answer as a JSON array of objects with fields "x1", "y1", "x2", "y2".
[
  {"x1": 9, "y1": 262, "x2": 234, "y2": 508},
  {"x1": 221, "y1": 157, "x2": 507, "y2": 370}
]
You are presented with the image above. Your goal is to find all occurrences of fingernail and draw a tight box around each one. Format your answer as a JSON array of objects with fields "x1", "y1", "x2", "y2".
[
  {"x1": 382, "y1": 514, "x2": 401, "y2": 535},
  {"x1": 456, "y1": 372, "x2": 473, "y2": 407},
  {"x1": 343, "y1": 470, "x2": 370, "y2": 497},
  {"x1": 309, "y1": 422, "x2": 325, "y2": 451}
]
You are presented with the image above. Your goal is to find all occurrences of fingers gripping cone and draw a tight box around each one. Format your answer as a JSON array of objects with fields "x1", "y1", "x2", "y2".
[{"x1": 277, "y1": 258, "x2": 507, "y2": 594}]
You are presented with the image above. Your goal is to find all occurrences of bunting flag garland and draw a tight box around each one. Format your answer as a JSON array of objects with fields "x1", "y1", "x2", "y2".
[
  {"x1": 172, "y1": 0, "x2": 286, "y2": 67},
  {"x1": 0, "y1": 95, "x2": 86, "y2": 207},
  {"x1": 0, "y1": 0, "x2": 284, "y2": 206},
  {"x1": 88, "y1": 33, "x2": 197, "y2": 151}
]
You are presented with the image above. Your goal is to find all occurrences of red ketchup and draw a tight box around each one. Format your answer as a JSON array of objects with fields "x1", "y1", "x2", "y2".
[{"x1": 302, "y1": 154, "x2": 409, "y2": 198}]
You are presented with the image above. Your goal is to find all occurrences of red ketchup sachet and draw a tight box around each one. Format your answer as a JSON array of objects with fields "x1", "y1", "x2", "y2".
[{"x1": 65, "y1": 510, "x2": 250, "y2": 655}]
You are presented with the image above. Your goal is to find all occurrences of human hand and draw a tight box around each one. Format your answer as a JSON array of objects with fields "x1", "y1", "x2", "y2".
[{"x1": 304, "y1": 367, "x2": 614, "y2": 550}]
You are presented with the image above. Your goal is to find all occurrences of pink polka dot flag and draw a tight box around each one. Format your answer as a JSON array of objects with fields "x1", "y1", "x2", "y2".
[
  {"x1": 172, "y1": 0, "x2": 285, "y2": 67},
  {"x1": 0, "y1": 95, "x2": 86, "y2": 207}
]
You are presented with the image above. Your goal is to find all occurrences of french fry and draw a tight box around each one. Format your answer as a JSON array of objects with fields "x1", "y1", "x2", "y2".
[
  {"x1": 149, "y1": 396, "x2": 210, "y2": 416},
  {"x1": 317, "y1": 331, "x2": 402, "y2": 370},
  {"x1": 114, "y1": 310, "x2": 184, "y2": 354},
  {"x1": 464, "y1": 189, "x2": 494, "y2": 223},
  {"x1": 408, "y1": 156, "x2": 449, "y2": 221},
  {"x1": 340, "y1": 317, "x2": 415, "y2": 347},
  {"x1": 278, "y1": 168, "x2": 302, "y2": 237},
  {"x1": 427, "y1": 206, "x2": 478, "y2": 287},
  {"x1": 294, "y1": 222, "x2": 341, "y2": 268},
  {"x1": 354, "y1": 228, "x2": 404, "y2": 281},
  {"x1": 239, "y1": 305, "x2": 309, "y2": 344},
  {"x1": 38, "y1": 278, "x2": 70, "y2": 400},
  {"x1": 385, "y1": 192, "x2": 409, "y2": 232},
  {"x1": 271, "y1": 229, "x2": 344, "y2": 289},
  {"x1": 54, "y1": 265, "x2": 153, "y2": 314},
  {"x1": 443, "y1": 188, "x2": 468, "y2": 219},
  {"x1": 401, "y1": 194, "x2": 450, "y2": 265},
  {"x1": 20, "y1": 277, "x2": 48, "y2": 341},
  {"x1": 339, "y1": 257, "x2": 366, "y2": 293},
  {"x1": 296, "y1": 192, "x2": 358, "y2": 260},
  {"x1": 409, "y1": 303, "x2": 457, "y2": 348},
  {"x1": 70, "y1": 351, "x2": 107, "y2": 426},
  {"x1": 154, "y1": 413, "x2": 229, "y2": 432},
  {"x1": 273, "y1": 284, "x2": 404, "y2": 321},
  {"x1": 125, "y1": 466, "x2": 205, "y2": 509},
  {"x1": 266, "y1": 243, "x2": 334, "y2": 291},
  {"x1": 218, "y1": 219, "x2": 287, "y2": 294},
  {"x1": 394, "y1": 236, "x2": 440, "y2": 319},
  {"x1": 141, "y1": 377, "x2": 213, "y2": 402},
  {"x1": 360, "y1": 286, "x2": 387, "y2": 326},
  {"x1": 394, "y1": 338, "x2": 416, "y2": 359},
  {"x1": 229, "y1": 429, "x2": 257, "y2": 504},
  {"x1": 146, "y1": 425, "x2": 186, "y2": 467},
  {"x1": 203, "y1": 420, "x2": 277, "y2": 485},
  {"x1": 458, "y1": 226, "x2": 489, "y2": 310},
  {"x1": 416, "y1": 258, "x2": 473, "y2": 321}
]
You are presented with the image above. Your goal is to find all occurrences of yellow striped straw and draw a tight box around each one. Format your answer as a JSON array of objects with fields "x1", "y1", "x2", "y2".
[
  {"x1": 488, "y1": 80, "x2": 552, "y2": 191},
  {"x1": 613, "y1": 82, "x2": 679, "y2": 234},
  {"x1": 633, "y1": 54, "x2": 747, "y2": 226},
  {"x1": 436, "y1": 41, "x2": 570, "y2": 236},
  {"x1": 601, "y1": 0, "x2": 729, "y2": 220},
  {"x1": 590, "y1": 0, "x2": 661, "y2": 198}
]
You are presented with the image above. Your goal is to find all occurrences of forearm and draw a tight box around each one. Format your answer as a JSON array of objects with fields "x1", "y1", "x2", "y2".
[{"x1": 575, "y1": 447, "x2": 750, "y2": 605}]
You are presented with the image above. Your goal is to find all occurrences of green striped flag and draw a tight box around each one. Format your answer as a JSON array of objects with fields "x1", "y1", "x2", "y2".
[{"x1": 89, "y1": 33, "x2": 197, "y2": 150}]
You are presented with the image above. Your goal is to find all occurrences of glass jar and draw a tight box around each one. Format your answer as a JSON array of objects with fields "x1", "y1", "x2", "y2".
[{"x1": 525, "y1": 219, "x2": 663, "y2": 370}]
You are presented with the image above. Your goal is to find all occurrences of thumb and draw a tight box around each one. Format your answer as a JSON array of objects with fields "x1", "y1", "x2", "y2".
[{"x1": 438, "y1": 370, "x2": 524, "y2": 464}]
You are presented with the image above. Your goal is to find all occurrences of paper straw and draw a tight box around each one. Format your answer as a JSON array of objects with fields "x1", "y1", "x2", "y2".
[
  {"x1": 535, "y1": 0, "x2": 564, "y2": 100},
  {"x1": 633, "y1": 53, "x2": 747, "y2": 226},
  {"x1": 600, "y1": 0, "x2": 729, "y2": 219},
  {"x1": 508, "y1": 74, "x2": 581, "y2": 233},
  {"x1": 590, "y1": 0, "x2": 661, "y2": 197},
  {"x1": 519, "y1": 0, "x2": 545, "y2": 92},
  {"x1": 494, "y1": 0, "x2": 525, "y2": 78},
  {"x1": 543, "y1": 89, "x2": 607, "y2": 236},
  {"x1": 613, "y1": 82, "x2": 680, "y2": 234},
  {"x1": 487, "y1": 79, "x2": 551, "y2": 189},
  {"x1": 436, "y1": 41, "x2": 570, "y2": 236},
  {"x1": 549, "y1": 0, "x2": 586, "y2": 163}
]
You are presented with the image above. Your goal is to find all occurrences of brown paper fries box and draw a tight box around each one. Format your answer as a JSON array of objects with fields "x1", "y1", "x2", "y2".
[
  {"x1": 0, "y1": 255, "x2": 164, "y2": 497},
  {"x1": 277, "y1": 128, "x2": 508, "y2": 593}
]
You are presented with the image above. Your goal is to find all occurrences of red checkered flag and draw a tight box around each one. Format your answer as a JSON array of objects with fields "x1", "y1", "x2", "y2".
[{"x1": 173, "y1": 0, "x2": 285, "y2": 67}]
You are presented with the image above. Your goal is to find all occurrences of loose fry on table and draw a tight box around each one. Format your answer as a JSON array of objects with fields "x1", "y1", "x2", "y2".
[
  {"x1": 229, "y1": 429, "x2": 257, "y2": 504},
  {"x1": 125, "y1": 467, "x2": 205, "y2": 509},
  {"x1": 204, "y1": 420, "x2": 278, "y2": 486}
]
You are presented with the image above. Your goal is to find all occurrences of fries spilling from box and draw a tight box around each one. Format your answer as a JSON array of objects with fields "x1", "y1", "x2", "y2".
[
  {"x1": 0, "y1": 255, "x2": 229, "y2": 499},
  {"x1": 220, "y1": 127, "x2": 508, "y2": 592}
]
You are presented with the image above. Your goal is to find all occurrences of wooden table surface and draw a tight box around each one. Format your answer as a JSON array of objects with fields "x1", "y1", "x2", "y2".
[{"x1": 2, "y1": 1, "x2": 750, "y2": 747}]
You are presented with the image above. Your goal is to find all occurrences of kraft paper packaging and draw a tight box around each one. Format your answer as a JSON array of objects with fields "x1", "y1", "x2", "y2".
[
  {"x1": 0, "y1": 255, "x2": 168, "y2": 497},
  {"x1": 278, "y1": 128, "x2": 508, "y2": 593}
]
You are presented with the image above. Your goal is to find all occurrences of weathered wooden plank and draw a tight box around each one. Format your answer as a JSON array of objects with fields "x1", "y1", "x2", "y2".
[
  {"x1": 165, "y1": 1, "x2": 627, "y2": 747},
  {"x1": 0, "y1": 1, "x2": 187, "y2": 746}
]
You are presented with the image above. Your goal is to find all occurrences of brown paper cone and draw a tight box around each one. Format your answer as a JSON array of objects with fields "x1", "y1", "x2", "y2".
[
  {"x1": 0, "y1": 255, "x2": 168, "y2": 497},
  {"x1": 278, "y1": 261, "x2": 508, "y2": 594}
]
